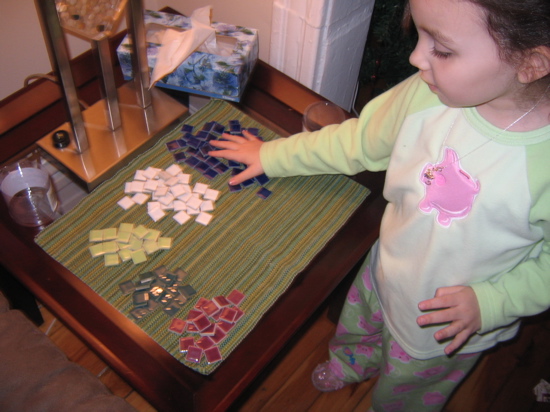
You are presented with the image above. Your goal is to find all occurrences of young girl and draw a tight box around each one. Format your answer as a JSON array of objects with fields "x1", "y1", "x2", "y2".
[{"x1": 211, "y1": 0, "x2": 550, "y2": 409}]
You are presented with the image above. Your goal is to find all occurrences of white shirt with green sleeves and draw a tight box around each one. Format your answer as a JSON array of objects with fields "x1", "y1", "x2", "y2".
[{"x1": 260, "y1": 73, "x2": 550, "y2": 359}]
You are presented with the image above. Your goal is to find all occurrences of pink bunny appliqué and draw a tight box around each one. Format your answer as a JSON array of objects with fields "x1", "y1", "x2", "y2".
[{"x1": 419, "y1": 148, "x2": 480, "y2": 227}]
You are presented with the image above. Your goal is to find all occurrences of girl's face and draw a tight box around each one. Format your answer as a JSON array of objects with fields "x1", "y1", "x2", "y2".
[{"x1": 408, "y1": 0, "x2": 519, "y2": 110}]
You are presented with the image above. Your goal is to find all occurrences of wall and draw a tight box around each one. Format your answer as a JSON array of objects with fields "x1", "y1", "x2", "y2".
[
  {"x1": 160, "y1": 0, "x2": 273, "y2": 64},
  {"x1": 0, "y1": 0, "x2": 271, "y2": 100},
  {"x1": 0, "y1": 0, "x2": 372, "y2": 110},
  {"x1": 0, "y1": 0, "x2": 87, "y2": 99},
  {"x1": 270, "y1": 0, "x2": 373, "y2": 110},
  {"x1": 167, "y1": 0, "x2": 373, "y2": 109}
]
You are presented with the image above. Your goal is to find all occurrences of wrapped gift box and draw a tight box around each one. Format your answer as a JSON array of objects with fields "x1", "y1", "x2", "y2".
[{"x1": 117, "y1": 10, "x2": 258, "y2": 102}]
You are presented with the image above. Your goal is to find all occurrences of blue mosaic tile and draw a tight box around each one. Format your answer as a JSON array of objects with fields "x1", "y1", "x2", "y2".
[
  {"x1": 203, "y1": 168, "x2": 219, "y2": 180},
  {"x1": 212, "y1": 123, "x2": 226, "y2": 134},
  {"x1": 195, "y1": 130, "x2": 210, "y2": 140},
  {"x1": 173, "y1": 152, "x2": 187, "y2": 163},
  {"x1": 213, "y1": 163, "x2": 229, "y2": 174},
  {"x1": 182, "y1": 132, "x2": 195, "y2": 141},
  {"x1": 184, "y1": 157, "x2": 200, "y2": 168},
  {"x1": 181, "y1": 124, "x2": 194, "y2": 133},
  {"x1": 255, "y1": 173, "x2": 270, "y2": 185},
  {"x1": 192, "y1": 152, "x2": 208, "y2": 162},
  {"x1": 195, "y1": 161, "x2": 210, "y2": 174},
  {"x1": 228, "y1": 183, "x2": 243, "y2": 192},
  {"x1": 206, "y1": 157, "x2": 221, "y2": 167},
  {"x1": 202, "y1": 121, "x2": 215, "y2": 132},
  {"x1": 229, "y1": 120, "x2": 242, "y2": 134},
  {"x1": 166, "y1": 140, "x2": 183, "y2": 152},
  {"x1": 187, "y1": 137, "x2": 202, "y2": 149},
  {"x1": 256, "y1": 187, "x2": 272, "y2": 199},
  {"x1": 186, "y1": 147, "x2": 199, "y2": 156},
  {"x1": 200, "y1": 144, "x2": 214, "y2": 157}
]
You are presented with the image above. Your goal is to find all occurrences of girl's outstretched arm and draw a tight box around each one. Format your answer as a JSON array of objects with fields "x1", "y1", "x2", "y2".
[
  {"x1": 417, "y1": 286, "x2": 482, "y2": 355},
  {"x1": 209, "y1": 130, "x2": 265, "y2": 185}
]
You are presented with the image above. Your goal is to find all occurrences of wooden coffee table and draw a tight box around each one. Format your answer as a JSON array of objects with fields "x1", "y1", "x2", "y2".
[{"x1": 0, "y1": 39, "x2": 386, "y2": 410}]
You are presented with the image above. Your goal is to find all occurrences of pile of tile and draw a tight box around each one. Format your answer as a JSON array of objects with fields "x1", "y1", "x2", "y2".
[
  {"x1": 89, "y1": 223, "x2": 172, "y2": 266},
  {"x1": 118, "y1": 164, "x2": 220, "y2": 226},
  {"x1": 119, "y1": 265, "x2": 195, "y2": 320}
]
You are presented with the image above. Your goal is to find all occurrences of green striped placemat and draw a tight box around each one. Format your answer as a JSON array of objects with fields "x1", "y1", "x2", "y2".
[{"x1": 36, "y1": 99, "x2": 370, "y2": 374}]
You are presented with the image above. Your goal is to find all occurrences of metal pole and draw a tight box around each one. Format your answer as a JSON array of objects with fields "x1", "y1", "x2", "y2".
[
  {"x1": 34, "y1": 0, "x2": 89, "y2": 153},
  {"x1": 126, "y1": 0, "x2": 152, "y2": 108},
  {"x1": 92, "y1": 34, "x2": 122, "y2": 130}
]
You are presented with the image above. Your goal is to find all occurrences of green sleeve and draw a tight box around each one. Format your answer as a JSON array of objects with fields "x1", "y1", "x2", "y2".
[
  {"x1": 260, "y1": 73, "x2": 436, "y2": 178},
  {"x1": 472, "y1": 140, "x2": 550, "y2": 333}
]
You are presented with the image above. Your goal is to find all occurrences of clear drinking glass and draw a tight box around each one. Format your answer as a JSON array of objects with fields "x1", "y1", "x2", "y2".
[
  {"x1": 302, "y1": 101, "x2": 346, "y2": 132},
  {"x1": 0, "y1": 154, "x2": 59, "y2": 227}
]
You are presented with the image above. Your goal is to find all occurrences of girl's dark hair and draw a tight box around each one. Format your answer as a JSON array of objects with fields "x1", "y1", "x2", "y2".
[
  {"x1": 403, "y1": 0, "x2": 550, "y2": 92},
  {"x1": 469, "y1": 0, "x2": 550, "y2": 65},
  {"x1": 404, "y1": 0, "x2": 550, "y2": 62}
]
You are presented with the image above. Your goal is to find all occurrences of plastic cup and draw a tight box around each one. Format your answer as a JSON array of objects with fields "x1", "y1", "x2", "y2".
[
  {"x1": 0, "y1": 156, "x2": 59, "y2": 227},
  {"x1": 302, "y1": 101, "x2": 346, "y2": 132}
]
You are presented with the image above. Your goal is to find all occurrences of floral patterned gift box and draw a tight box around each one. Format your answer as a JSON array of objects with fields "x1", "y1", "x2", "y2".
[{"x1": 117, "y1": 10, "x2": 258, "y2": 102}]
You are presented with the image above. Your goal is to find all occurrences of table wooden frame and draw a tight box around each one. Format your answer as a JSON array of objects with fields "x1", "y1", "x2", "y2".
[{"x1": 0, "y1": 15, "x2": 386, "y2": 411}]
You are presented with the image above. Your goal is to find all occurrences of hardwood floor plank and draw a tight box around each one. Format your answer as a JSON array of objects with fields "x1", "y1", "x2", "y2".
[
  {"x1": 309, "y1": 379, "x2": 377, "y2": 412},
  {"x1": 444, "y1": 356, "x2": 492, "y2": 412},
  {"x1": 47, "y1": 326, "x2": 86, "y2": 357},
  {"x1": 98, "y1": 368, "x2": 134, "y2": 399},
  {"x1": 38, "y1": 306, "x2": 64, "y2": 336},
  {"x1": 38, "y1": 304, "x2": 156, "y2": 411},
  {"x1": 352, "y1": 382, "x2": 376, "y2": 412},
  {"x1": 258, "y1": 348, "x2": 328, "y2": 412},
  {"x1": 237, "y1": 309, "x2": 335, "y2": 411},
  {"x1": 125, "y1": 391, "x2": 158, "y2": 412},
  {"x1": 35, "y1": 298, "x2": 550, "y2": 412},
  {"x1": 445, "y1": 314, "x2": 550, "y2": 412},
  {"x1": 489, "y1": 322, "x2": 550, "y2": 411},
  {"x1": 71, "y1": 345, "x2": 110, "y2": 376}
]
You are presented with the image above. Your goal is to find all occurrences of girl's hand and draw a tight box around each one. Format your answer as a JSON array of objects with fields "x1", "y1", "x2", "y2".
[
  {"x1": 417, "y1": 286, "x2": 481, "y2": 355},
  {"x1": 209, "y1": 130, "x2": 265, "y2": 185}
]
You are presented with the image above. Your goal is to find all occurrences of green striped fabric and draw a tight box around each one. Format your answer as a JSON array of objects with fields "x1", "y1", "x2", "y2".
[{"x1": 35, "y1": 99, "x2": 370, "y2": 374}]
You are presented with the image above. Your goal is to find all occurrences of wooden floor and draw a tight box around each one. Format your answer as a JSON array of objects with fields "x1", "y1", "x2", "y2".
[{"x1": 36, "y1": 293, "x2": 550, "y2": 412}]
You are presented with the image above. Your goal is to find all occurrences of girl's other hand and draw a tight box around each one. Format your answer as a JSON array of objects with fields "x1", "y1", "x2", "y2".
[
  {"x1": 209, "y1": 130, "x2": 265, "y2": 185},
  {"x1": 417, "y1": 286, "x2": 481, "y2": 355}
]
